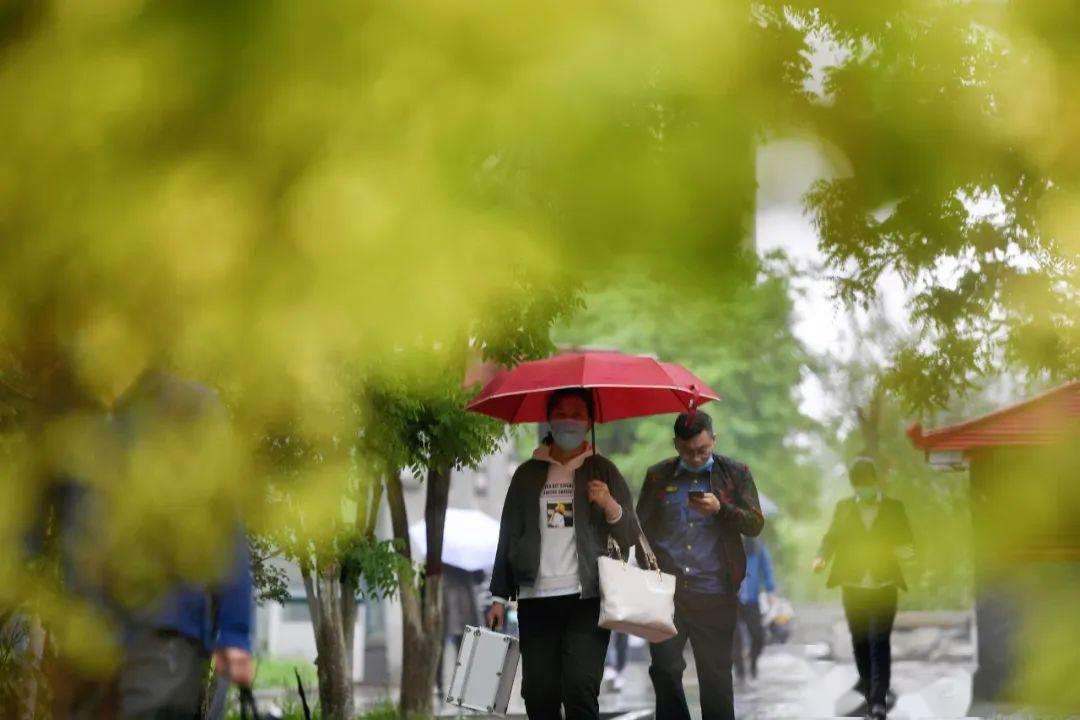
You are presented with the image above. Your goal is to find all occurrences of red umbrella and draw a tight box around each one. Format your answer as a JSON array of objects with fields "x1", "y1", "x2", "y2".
[{"x1": 466, "y1": 350, "x2": 719, "y2": 424}]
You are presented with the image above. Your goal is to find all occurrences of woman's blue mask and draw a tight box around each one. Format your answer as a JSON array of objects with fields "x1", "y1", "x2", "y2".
[{"x1": 550, "y1": 419, "x2": 589, "y2": 451}]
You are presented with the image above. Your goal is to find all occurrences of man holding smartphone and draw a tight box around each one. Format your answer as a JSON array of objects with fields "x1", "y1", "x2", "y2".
[{"x1": 635, "y1": 410, "x2": 765, "y2": 720}]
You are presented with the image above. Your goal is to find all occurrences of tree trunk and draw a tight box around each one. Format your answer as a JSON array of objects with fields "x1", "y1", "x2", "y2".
[
  {"x1": 856, "y1": 378, "x2": 886, "y2": 468},
  {"x1": 300, "y1": 558, "x2": 355, "y2": 720},
  {"x1": 389, "y1": 465, "x2": 452, "y2": 717},
  {"x1": 345, "y1": 475, "x2": 384, "y2": 678}
]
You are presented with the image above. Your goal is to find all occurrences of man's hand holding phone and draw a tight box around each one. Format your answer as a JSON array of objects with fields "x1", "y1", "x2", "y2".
[{"x1": 689, "y1": 490, "x2": 721, "y2": 516}]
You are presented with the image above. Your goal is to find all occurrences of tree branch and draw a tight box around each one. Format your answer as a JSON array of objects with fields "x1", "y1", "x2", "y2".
[
  {"x1": 299, "y1": 554, "x2": 322, "y2": 640},
  {"x1": 424, "y1": 465, "x2": 451, "y2": 578},
  {"x1": 386, "y1": 471, "x2": 410, "y2": 559}
]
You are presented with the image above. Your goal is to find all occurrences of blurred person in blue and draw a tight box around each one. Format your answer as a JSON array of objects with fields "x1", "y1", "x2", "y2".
[
  {"x1": 733, "y1": 535, "x2": 776, "y2": 683},
  {"x1": 636, "y1": 410, "x2": 764, "y2": 720},
  {"x1": 813, "y1": 456, "x2": 915, "y2": 720},
  {"x1": 42, "y1": 370, "x2": 254, "y2": 719}
]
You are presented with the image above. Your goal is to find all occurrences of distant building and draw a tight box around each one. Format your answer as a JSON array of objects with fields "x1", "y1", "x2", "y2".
[{"x1": 908, "y1": 381, "x2": 1080, "y2": 705}]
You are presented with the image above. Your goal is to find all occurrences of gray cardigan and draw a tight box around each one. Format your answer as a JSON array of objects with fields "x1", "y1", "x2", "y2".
[{"x1": 490, "y1": 452, "x2": 635, "y2": 601}]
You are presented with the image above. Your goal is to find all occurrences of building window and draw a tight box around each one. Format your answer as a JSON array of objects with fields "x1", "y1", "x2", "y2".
[{"x1": 282, "y1": 598, "x2": 311, "y2": 623}]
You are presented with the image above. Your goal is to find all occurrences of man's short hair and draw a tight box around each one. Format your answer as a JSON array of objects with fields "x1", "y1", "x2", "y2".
[{"x1": 674, "y1": 410, "x2": 713, "y2": 440}]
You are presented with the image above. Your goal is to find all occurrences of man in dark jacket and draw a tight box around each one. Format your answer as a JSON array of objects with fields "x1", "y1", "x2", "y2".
[{"x1": 636, "y1": 410, "x2": 764, "y2": 720}]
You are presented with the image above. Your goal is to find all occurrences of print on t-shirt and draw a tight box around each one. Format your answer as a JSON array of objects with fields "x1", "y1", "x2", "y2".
[
  {"x1": 547, "y1": 501, "x2": 573, "y2": 528},
  {"x1": 542, "y1": 478, "x2": 575, "y2": 529}
]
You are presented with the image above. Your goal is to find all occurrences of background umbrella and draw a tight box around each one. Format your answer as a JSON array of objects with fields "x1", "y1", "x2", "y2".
[
  {"x1": 758, "y1": 491, "x2": 780, "y2": 518},
  {"x1": 409, "y1": 508, "x2": 501, "y2": 572},
  {"x1": 466, "y1": 350, "x2": 720, "y2": 425}
]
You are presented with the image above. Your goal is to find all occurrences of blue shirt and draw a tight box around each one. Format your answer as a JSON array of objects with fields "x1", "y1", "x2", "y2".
[
  {"x1": 150, "y1": 532, "x2": 254, "y2": 652},
  {"x1": 738, "y1": 543, "x2": 775, "y2": 604},
  {"x1": 651, "y1": 463, "x2": 732, "y2": 595}
]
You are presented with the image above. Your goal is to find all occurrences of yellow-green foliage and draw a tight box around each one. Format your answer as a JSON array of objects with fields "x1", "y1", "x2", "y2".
[{"x1": 0, "y1": 0, "x2": 1078, "y2": 705}]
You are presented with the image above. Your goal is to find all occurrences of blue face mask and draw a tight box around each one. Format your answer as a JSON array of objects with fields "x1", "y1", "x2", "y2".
[
  {"x1": 854, "y1": 485, "x2": 881, "y2": 502},
  {"x1": 550, "y1": 419, "x2": 589, "y2": 451},
  {"x1": 679, "y1": 455, "x2": 714, "y2": 474}
]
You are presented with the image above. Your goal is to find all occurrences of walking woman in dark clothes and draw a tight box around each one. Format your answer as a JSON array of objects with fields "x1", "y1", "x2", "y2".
[
  {"x1": 813, "y1": 457, "x2": 916, "y2": 720},
  {"x1": 486, "y1": 388, "x2": 635, "y2": 720}
]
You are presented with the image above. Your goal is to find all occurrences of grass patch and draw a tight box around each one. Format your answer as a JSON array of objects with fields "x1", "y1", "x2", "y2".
[{"x1": 254, "y1": 657, "x2": 318, "y2": 691}]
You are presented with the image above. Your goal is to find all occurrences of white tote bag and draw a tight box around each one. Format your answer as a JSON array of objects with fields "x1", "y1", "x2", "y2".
[{"x1": 598, "y1": 533, "x2": 677, "y2": 643}]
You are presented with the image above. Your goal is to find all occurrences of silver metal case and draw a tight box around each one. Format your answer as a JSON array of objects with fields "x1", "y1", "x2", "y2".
[{"x1": 446, "y1": 625, "x2": 520, "y2": 715}]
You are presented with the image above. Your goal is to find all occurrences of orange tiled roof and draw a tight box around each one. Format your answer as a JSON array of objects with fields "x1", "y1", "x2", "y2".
[{"x1": 907, "y1": 380, "x2": 1080, "y2": 452}]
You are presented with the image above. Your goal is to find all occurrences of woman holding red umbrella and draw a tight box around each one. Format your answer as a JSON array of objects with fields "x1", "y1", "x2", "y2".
[{"x1": 486, "y1": 387, "x2": 635, "y2": 720}]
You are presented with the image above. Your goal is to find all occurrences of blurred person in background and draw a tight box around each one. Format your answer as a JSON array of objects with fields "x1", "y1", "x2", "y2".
[
  {"x1": 813, "y1": 456, "x2": 915, "y2": 720},
  {"x1": 486, "y1": 388, "x2": 635, "y2": 720},
  {"x1": 42, "y1": 369, "x2": 254, "y2": 719},
  {"x1": 636, "y1": 410, "x2": 764, "y2": 720},
  {"x1": 602, "y1": 631, "x2": 629, "y2": 692},
  {"x1": 733, "y1": 535, "x2": 776, "y2": 683},
  {"x1": 438, "y1": 564, "x2": 483, "y2": 699}
]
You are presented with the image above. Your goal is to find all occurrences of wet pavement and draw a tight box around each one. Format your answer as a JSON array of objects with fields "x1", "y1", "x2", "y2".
[
  {"x1": 433, "y1": 642, "x2": 975, "y2": 719},
  {"x1": 581, "y1": 646, "x2": 973, "y2": 719},
  {"x1": 439, "y1": 603, "x2": 979, "y2": 719}
]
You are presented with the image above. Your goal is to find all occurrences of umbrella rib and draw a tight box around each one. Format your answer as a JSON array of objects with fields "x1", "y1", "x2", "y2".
[
  {"x1": 474, "y1": 382, "x2": 713, "y2": 401},
  {"x1": 510, "y1": 390, "x2": 529, "y2": 424},
  {"x1": 670, "y1": 386, "x2": 689, "y2": 412}
]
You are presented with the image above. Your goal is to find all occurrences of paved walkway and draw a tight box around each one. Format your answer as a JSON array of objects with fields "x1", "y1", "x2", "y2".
[
  {"x1": 431, "y1": 642, "x2": 974, "y2": 719},
  {"x1": 391, "y1": 603, "x2": 980, "y2": 719},
  {"x1": 580, "y1": 645, "x2": 973, "y2": 719}
]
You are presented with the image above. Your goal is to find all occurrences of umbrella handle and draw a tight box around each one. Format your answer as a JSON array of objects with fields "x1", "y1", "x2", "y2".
[{"x1": 685, "y1": 384, "x2": 702, "y2": 423}]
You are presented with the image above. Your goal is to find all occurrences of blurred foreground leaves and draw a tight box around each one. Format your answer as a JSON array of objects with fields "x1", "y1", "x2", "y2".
[{"x1": 0, "y1": 1, "x2": 1078, "y2": 704}]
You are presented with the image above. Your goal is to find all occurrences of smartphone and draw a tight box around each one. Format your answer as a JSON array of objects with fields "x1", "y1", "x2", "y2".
[{"x1": 688, "y1": 490, "x2": 706, "y2": 501}]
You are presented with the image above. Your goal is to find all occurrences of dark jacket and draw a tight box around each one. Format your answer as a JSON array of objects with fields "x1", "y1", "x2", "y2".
[
  {"x1": 489, "y1": 452, "x2": 635, "y2": 601},
  {"x1": 818, "y1": 496, "x2": 915, "y2": 590},
  {"x1": 636, "y1": 454, "x2": 764, "y2": 592}
]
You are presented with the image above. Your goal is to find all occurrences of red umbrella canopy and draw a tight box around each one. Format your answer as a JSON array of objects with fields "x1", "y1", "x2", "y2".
[{"x1": 466, "y1": 350, "x2": 720, "y2": 424}]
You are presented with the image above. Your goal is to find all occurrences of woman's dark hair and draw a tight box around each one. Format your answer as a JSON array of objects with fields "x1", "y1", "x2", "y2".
[
  {"x1": 849, "y1": 456, "x2": 878, "y2": 486},
  {"x1": 546, "y1": 387, "x2": 595, "y2": 421}
]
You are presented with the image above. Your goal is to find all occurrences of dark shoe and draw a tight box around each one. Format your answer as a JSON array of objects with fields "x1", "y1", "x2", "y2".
[
  {"x1": 750, "y1": 659, "x2": 758, "y2": 680},
  {"x1": 885, "y1": 689, "x2": 896, "y2": 710},
  {"x1": 867, "y1": 703, "x2": 887, "y2": 720}
]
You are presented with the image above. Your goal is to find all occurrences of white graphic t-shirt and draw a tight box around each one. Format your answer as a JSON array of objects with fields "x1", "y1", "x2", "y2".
[{"x1": 517, "y1": 444, "x2": 592, "y2": 600}]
